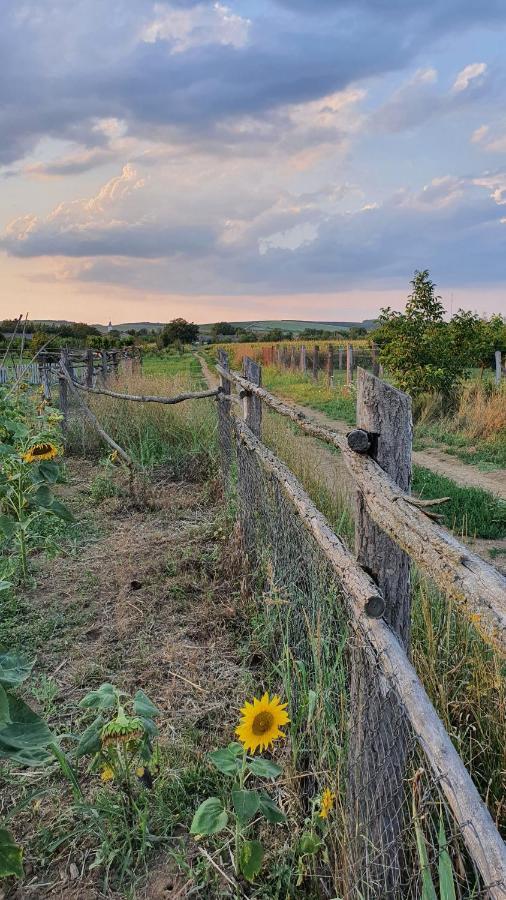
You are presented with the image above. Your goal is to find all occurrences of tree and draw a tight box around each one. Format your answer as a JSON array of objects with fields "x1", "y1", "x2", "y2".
[
  {"x1": 160, "y1": 318, "x2": 199, "y2": 347},
  {"x1": 211, "y1": 322, "x2": 236, "y2": 340},
  {"x1": 29, "y1": 331, "x2": 50, "y2": 353},
  {"x1": 375, "y1": 270, "x2": 466, "y2": 398}
]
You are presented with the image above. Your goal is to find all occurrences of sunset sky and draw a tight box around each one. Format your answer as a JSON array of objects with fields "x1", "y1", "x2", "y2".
[{"x1": 1, "y1": 0, "x2": 505, "y2": 325}]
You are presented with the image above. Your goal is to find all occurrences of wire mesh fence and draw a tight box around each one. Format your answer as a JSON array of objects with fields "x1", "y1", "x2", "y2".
[{"x1": 234, "y1": 422, "x2": 505, "y2": 899}]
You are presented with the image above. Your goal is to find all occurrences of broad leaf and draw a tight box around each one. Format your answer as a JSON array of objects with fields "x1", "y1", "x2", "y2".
[
  {"x1": 247, "y1": 757, "x2": 282, "y2": 779},
  {"x1": 49, "y1": 499, "x2": 74, "y2": 523},
  {"x1": 0, "y1": 516, "x2": 15, "y2": 539},
  {"x1": 75, "y1": 716, "x2": 104, "y2": 758},
  {"x1": 190, "y1": 797, "x2": 228, "y2": 836},
  {"x1": 239, "y1": 840, "x2": 264, "y2": 882},
  {"x1": 227, "y1": 742, "x2": 243, "y2": 756},
  {"x1": 79, "y1": 683, "x2": 117, "y2": 710},
  {"x1": 232, "y1": 789, "x2": 260, "y2": 825},
  {"x1": 0, "y1": 696, "x2": 53, "y2": 760},
  {"x1": 139, "y1": 716, "x2": 158, "y2": 737},
  {"x1": 0, "y1": 827, "x2": 23, "y2": 878},
  {"x1": 133, "y1": 690, "x2": 160, "y2": 718},
  {"x1": 0, "y1": 580, "x2": 12, "y2": 593},
  {"x1": 0, "y1": 653, "x2": 33, "y2": 688},
  {"x1": 37, "y1": 461, "x2": 59, "y2": 483},
  {"x1": 258, "y1": 794, "x2": 286, "y2": 824},
  {"x1": 208, "y1": 747, "x2": 241, "y2": 777},
  {"x1": 299, "y1": 832, "x2": 322, "y2": 855},
  {"x1": 34, "y1": 485, "x2": 52, "y2": 508},
  {"x1": 0, "y1": 684, "x2": 11, "y2": 726}
]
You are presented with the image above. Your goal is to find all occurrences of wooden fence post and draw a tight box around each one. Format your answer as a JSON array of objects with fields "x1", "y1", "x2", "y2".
[
  {"x1": 217, "y1": 349, "x2": 233, "y2": 488},
  {"x1": 242, "y1": 356, "x2": 262, "y2": 438},
  {"x1": 101, "y1": 350, "x2": 108, "y2": 383},
  {"x1": 86, "y1": 349, "x2": 94, "y2": 388},
  {"x1": 300, "y1": 344, "x2": 307, "y2": 374},
  {"x1": 347, "y1": 369, "x2": 412, "y2": 895},
  {"x1": 112, "y1": 350, "x2": 119, "y2": 377},
  {"x1": 346, "y1": 344, "x2": 352, "y2": 384},
  {"x1": 371, "y1": 342, "x2": 379, "y2": 376},
  {"x1": 312, "y1": 344, "x2": 319, "y2": 381},
  {"x1": 495, "y1": 350, "x2": 502, "y2": 385},
  {"x1": 58, "y1": 350, "x2": 69, "y2": 431},
  {"x1": 338, "y1": 346, "x2": 343, "y2": 370},
  {"x1": 326, "y1": 343, "x2": 334, "y2": 387}
]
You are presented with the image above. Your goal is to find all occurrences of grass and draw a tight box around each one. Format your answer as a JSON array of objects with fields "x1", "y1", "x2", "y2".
[
  {"x1": 262, "y1": 367, "x2": 357, "y2": 425},
  {"x1": 412, "y1": 465, "x2": 506, "y2": 540}
]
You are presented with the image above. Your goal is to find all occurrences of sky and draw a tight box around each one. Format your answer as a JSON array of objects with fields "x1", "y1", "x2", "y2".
[{"x1": 1, "y1": 0, "x2": 505, "y2": 325}]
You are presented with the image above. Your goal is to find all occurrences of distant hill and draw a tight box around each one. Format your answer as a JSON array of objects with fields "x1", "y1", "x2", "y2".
[{"x1": 198, "y1": 319, "x2": 377, "y2": 335}]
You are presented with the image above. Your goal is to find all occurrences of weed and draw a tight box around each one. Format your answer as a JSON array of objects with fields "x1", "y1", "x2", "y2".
[{"x1": 412, "y1": 465, "x2": 506, "y2": 539}]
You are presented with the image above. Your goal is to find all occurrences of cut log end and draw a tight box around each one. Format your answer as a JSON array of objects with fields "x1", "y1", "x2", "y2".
[
  {"x1": 364, "y1": 594, "x2": 385, "y2": 618},
  {"x1": 347, "y1": 428, "x2": 371, "y2": 454}
]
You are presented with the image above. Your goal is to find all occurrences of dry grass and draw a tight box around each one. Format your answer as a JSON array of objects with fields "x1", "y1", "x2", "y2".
[
  {"x1": 218, "y1": 337, "x2": 370, "y2": 370},
  {"x1": 453, "y1": 378, "x2": 506, "y2": 440}
]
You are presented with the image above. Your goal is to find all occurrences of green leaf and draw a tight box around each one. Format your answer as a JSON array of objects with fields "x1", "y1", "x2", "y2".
[
  {"x1": 414, "y1": 809, "x2": 437, "y2": 900},
  {"x1": 37, "y1": 461, "x2": 59, "y2": 483},
  {"x1": 239, "y1": 840, "x2": 264, "y2": 882},
  {"x1": 232, "y1": 789, "x2": 260, "y2": 825},
  {"x1": 190, "y1": 797, "x2": 228, "y2": 836},
  {"x1": 0, "y1": 695, "x2": 52, "y2": 755},
  {"x1": 48, "y1": 499, "x2": 74, "y2": 522},
  {"x1": 34, "y1": 484, "x2": 52, "y2": 508},
  {"x1": 208, "y1": 747, "x2": 241, "y2": 777},
  {"x1": 0, "y1": 515, "x2": 15, "y2": 539},
  {"x1": 307, "y1": 689, "x2": 317, "y2": 724},
  {"x1": 0, "y1": 827, "x2": 23, "y2": 878},
  {"x1": 438, "y1": 816, "x2": 456, "y2": 900},
  {"x1": 79, "y1": 683, "x2": 117, "y2": 710},
  {"x1": 0, "y1": 653, "x2": 33, "y2": 687},
  {"x1": 133, "y1": 689, "x2": 160, "y2": 718},
  {"x1": 0, "y1": 580, "x2": 12, "y2": 592},
  {"x1": 258, "y1": 794, "x2": 286, "y2": 824},
  {"x1": 139, "y1": 716, "x2": 158, "y2": 737},
  {"x1": 75, "y1": 716, "x2": 104, "y2": 758},
  {"x1": 227, "y1": 742, "x2": 243, "y2": 756},
  {"x1": 299, "y1": 832, "x2": 322, "y2": 856},
  {"x1": 0, "y1": 684, "x2": 11, "y2": 726},
  {"x1": 247, "y1": 757, "x2": 282, "y2": 779}
]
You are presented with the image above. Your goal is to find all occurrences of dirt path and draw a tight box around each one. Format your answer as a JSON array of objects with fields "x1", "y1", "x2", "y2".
[{"x1": 198, "y1": 355, "x2": 506, "y2": 500}]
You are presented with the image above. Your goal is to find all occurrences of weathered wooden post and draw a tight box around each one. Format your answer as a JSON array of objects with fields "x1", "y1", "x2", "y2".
[
  {"x1": 338, "y1": 346, "x2": 343, "y2": 370},
  {"x1": 242, "y1": 356, "x2": 262, "y2": 438},
  {"x1": 300, "y1": 344, "x2": 307, "y2": 374},
  {"x1": 312, "y1": 344, "x2": 319, "y2": 381},
  {"x1": 346, "y1": 368, "x2": 412, "y2": 896},
  {"x1": 112, "y1": 350, "x2": 119, "y2": 377},
  {"x1": 495, "y1": 350, "x2": 502, "y2": 385},
  {"x1": 290, "y1": 347, "x2": 296, "y2": 370},
  {"x1": 39, "y1": 352, "x2": 51, "y2": 400},
  {"x1": 326, "y1": 343, "x2": 334, "y2": 387},
  {"x1": 86, "y1": 349, "x2": 94, "y2": 387},
  {"x1": 346, "y1": 344, "x2": 353, "y2": 384},
  {"x1": 371, "y1": 342, "x2": 379, "y2": 376},
  {"x1": 217, "y1": 349, "x2": 233, "y2": 488},
  {"x1": 58, "y1": 350, "x2": 69, "y2": 431},
  {"x1": 101, "y1": 350, "x2": 108, "y2": 383}
]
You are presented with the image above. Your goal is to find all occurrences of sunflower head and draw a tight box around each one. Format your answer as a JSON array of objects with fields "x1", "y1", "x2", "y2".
[
  {"x1": 319, "y1": 787, "x2": 335, "y2": 819},
  {"x1": 101, "y1": 715, "x2": 144, "y2": 748},
  {"x1": 23, "y1": 442, "x2": 59, "y2": 463},
  {"x1": 235, "y1": 692, "x2": 289, "y2": 755}
]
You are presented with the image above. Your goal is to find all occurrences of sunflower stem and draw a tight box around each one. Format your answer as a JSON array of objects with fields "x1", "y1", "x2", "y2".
[{"x1": 234, "y1": 750, "x2": 248, "y2": 874}]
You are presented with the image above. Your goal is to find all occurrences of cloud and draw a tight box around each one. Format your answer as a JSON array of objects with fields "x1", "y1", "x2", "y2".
[
  {"x1": 141, "y1": 2, "x2": 251, "y2": 52},
  {"x1": 471, "y1": 124, "x2": 489, "y2": 143},
  {"x1": 453, "y1": 62, "x2": 487, "y2": 92}
]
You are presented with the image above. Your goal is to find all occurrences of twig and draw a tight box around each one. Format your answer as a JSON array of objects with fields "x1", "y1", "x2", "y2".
[
  {"x1": 18, "y1": 312, "x2": 29, "y2": 363},
  {"x1": 167, "y1": 670, "x2": 206, "y2": 693},
  {"x1": 58, "y1": 364, "x2": 134, "y2": 468},
  {"x1": 197, "y1": 846, "x2": 248, "y2": 897},
  {"x1": 70, "y1": 381, "x2": 219, "y2": 404},
  {"x1": 1, "y1": 314, "x2": 23, "y2": 368}
]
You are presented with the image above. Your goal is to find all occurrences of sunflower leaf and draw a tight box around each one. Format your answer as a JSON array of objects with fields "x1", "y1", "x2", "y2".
[
  {"x1": 239, "y1": 839, "x2": 264, "y2": 882},
  {"x1": 48, "y1": 499, "x2": 74, "y2": 523},
  {"x1": 133, "y1": 690, "x2": 160, "y2": 718},
  {"x1": 208, "y1": 748, "x2": 241, "y2": 777},
  {"x1": 0, "y1": 684, "x2": 11, "y2": 726},
  {"x1": 0, "y1": 827, "x2": 23, "y2": 878},
  {"x1": 0, "y1": 516, "x2": 16, "y2": 539},
  {"x1": 0, "y1": 653, "x2": 34, "y2": 688},
  {"x1": 258, "y1": 793, "x2": 286, "y2": 824},
  {"x1": 75, "y1": 716, "x2": 104, "y2": 758},
  {"x1": 37, "y1": 461, "x2": 60, "y2": 483},
  {"x1": 190, "y1": 797, "x2": 228, "y2": 836},
  {"x1": 227, "y1": 742, "x2": 244, "y2": 756},
  {"x1": 232, "y1": 789, "x2": 260, "y2": 825},
  {"x1": 79, "y1": 683, "x2": 117, "y2": 709},
  {"x1": 247, "y1": 757, "x2": 282, "y2": 779}
]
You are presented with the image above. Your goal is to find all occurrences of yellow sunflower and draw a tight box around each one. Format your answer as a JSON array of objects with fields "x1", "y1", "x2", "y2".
[
  {"x1": 319, "y1": 788, "x2": 335, "y2": 819},
  {"x1": 22, "y1": 442, "x2": 59, "y2": 463},
  {"x1": 236, "y1": 692, "x2": 289, "y2": 754}
]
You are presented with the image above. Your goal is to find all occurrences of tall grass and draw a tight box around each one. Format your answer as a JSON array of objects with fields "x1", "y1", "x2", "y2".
[{"x1": 219, "y1": 337, "x2": 370, "y2": 370}]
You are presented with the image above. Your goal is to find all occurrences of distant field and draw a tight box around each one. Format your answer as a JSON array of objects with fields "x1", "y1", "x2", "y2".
[{"x1": 198, "y1": 318, "x2": 377, "y2": 335}]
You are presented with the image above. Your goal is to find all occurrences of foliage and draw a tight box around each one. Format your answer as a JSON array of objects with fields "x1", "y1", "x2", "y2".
[
  {"x1": 412, "y1": 465, "x2": 506, "y2": 539},
  {"x1": 160, "y1": 318, "x2": 199, "y2": 347},
  {"x1": 0, "y1": 387, "x2": 71, "y2": 581},
  {"x1": 375, "y1": 270, "x2": 504, "y2": 398}
]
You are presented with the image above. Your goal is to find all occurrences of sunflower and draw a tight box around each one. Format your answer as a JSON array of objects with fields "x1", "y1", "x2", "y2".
[
  {"x1": 100, "y1": 765, "x2": 114, "y2": 782},
  {"x1": 236, "y1": 692, "x2": 289, "y2": 754},
  {"x1": 22, "y1": 442, "x2": 59, "y2": 463},
  {"x1": 101, "y1": 714, "x2": 144, "y2": 748},
  {"x1": 319, "y1": 788, "x2": 335, "y2": 819}
]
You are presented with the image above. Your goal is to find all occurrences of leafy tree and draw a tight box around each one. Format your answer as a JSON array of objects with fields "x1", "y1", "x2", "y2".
[
  {"x1": 160, "y1": 318, "x2": 199, "y2": 347},
  {"x1": 375, "y1": 270, "x2": 466, "y2": 397},
  {"x1": 29, "y1": 331, "x2": 50, "y2": 353},
  {"x1": 211, "y1": 322, "x2": 237, "y2": 340}
]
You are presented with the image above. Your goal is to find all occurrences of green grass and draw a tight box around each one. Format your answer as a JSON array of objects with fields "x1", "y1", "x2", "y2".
[
  {"x1": 412, "y1": 465, "x2": 506, "y2": 539},
  {"x1": 142, "y1": 350, "x2": 205, "y2": 383},
  {"x1": 262, "y1": 367, "x2": 356, "y2": 425},
  {"x1": 414, "y1": 422, "x2": 506, "y2": 469}
]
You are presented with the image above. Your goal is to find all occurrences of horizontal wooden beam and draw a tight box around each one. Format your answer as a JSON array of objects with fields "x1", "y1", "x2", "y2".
[
  {"x1": 218, "y1": 363, "x2": 506, "y2": 654},
  {"x1": 234, "y1": 416, "x2": 506, "y2": 897},
  {"x1": 71, "y1": 381, "x2": 219, "y2": 404}
]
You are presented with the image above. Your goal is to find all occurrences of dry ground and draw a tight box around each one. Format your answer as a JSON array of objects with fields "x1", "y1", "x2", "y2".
[{"x1": 2, "y1": 458, "x2": 249, "y2": 899}]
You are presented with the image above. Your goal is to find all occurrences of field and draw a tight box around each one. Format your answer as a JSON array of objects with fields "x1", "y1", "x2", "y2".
[{"x1": 0, "y1": 347, "x2": 505, "y2": 898}]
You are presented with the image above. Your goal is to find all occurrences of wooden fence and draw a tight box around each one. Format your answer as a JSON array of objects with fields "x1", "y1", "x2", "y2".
[
  {"x1": 53, "y1": 349, "x2": 506, "y2": 897},
  {"x1": 0, "y1": 347, "x2": 141, "y2": 398},
  {"x1": 257, "y1": 341, "x2": 380, "y2": 385}
]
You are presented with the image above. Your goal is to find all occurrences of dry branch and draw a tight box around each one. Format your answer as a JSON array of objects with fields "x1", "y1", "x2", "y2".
[
  {"x1": 234, "y1": 416, "x2": 506, "y2": 898},
  {"x1": 218, "y1": 363, "x2": 506, "y2": 654},
  {"x1": 70, "y1": 381, "x2": 219, "y2": 404}
]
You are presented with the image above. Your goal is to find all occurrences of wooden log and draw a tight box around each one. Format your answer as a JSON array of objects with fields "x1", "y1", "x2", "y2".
[
  {"x1": 217, "y1": 363, "x2": 506, "y2": 653},
  {"x1": 68, "y1": 381, "x2": 219, "y2": 403},
  {"x1": 347, "y1": 429, "x2": 371, "y2": 454},
  {"x1": 242, "y1": 357, "x2": 262, "y2": 437},
  {"x1": 234, "y1": 416, "x2": 506, "y2": 898},
  {"x1": 347, "y1": 369, "x2": 412, "y2": 894},
  {"x1": 217, "y1": 349, "x2": 233, "y2": 488}
]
